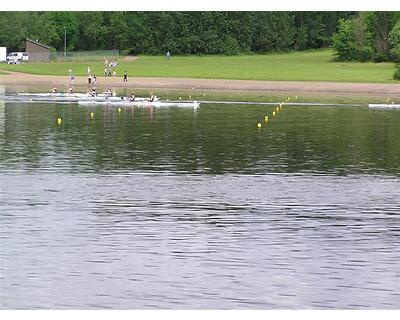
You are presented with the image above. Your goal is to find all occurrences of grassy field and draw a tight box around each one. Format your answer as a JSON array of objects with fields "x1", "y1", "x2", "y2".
[{"x1": 0, "y1": 49, "x2": 397, "y2": 83}]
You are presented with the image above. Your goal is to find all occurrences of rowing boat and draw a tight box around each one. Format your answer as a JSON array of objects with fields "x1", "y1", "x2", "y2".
[
  {"x1": 14, "y1": 93, "x2": 159, "y2": 103},
  {"x1": 77, "y1": 100, "x2": 200, "y2": 108},
  {"x1": 368, "y1": 104, "x2": 400, "y2": 109}
]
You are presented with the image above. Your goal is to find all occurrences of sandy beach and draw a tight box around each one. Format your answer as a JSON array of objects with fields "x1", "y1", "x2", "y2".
[{"x1": 1, "y1": 70, "x2": 399, "y2": 98}]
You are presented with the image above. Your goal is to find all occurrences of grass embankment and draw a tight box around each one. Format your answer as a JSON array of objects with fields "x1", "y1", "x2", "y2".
[{"x1": 0, "y1": 49, "x2": 397, "y2": 83}]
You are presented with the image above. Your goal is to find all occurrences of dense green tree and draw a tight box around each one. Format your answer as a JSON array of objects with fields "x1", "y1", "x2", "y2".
[
  {"x1": 388, "y1": 21, "x2": 400, "y2": 62},
  {"x1": 332, "y1": 19, "x2": 357, "y2": 61}
]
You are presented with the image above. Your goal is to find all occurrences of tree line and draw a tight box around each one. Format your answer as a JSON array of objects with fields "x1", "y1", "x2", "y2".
[
  {"x1": 0, "y1": 12, "x2": 355, "y2": 55},
  {"x1": 332, "y1": 12, "x2": 400, "y2": 63}
]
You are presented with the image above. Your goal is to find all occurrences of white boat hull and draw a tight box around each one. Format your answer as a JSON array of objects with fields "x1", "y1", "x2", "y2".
[
  {"x1": 369, "y1": 104, "x2": 400, "y2": 109},
  {"x1": 15, "y1": 93, "x2": 159, "y2": 102},
  {"x1": 78, "y1": 100, "x2": 200, "y2": 108}
]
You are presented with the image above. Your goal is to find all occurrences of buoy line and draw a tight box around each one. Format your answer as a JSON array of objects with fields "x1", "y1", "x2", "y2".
[{"x1": 198, "y1": 100, "x2": 366, "y2": 107}]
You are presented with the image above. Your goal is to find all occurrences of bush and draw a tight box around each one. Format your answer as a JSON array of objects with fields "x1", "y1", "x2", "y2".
[
  {"x1": 394, "y1": 63, "x2": 400, "y2": 80},
  {"x1": 389, "y1": 47, "x2": 400, "y2": 63},
  {"x1": 373, "y1": 52, "x2": 388, "y2": 63},
  {"x1": 356, "y1": 46, "x2": 374, "y2": 62},
  {"x1": 222, "y1": 36, "x2": 241, "y2": 55}
]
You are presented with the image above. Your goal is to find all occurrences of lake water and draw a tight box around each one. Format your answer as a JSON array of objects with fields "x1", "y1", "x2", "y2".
[{"x1": 0, "y1": 100, "x2": 399, "y2": 309}]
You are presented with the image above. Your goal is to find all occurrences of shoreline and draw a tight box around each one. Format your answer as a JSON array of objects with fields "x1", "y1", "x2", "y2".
[{"x1": 1, "y1": 70, "x2": 400, "y2": 98}]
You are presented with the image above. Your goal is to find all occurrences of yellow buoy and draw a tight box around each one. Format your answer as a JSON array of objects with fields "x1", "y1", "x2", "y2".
[
  {"x1": 264, "y1": 115, "x2": 269, "y2": 122},
  {"x1": 90, "y1": 112, "x2": 94, "y2": 119},
  {"x1": 179, "y1": 97, "x2": 182, "y2": 100},
  {"x1": 276, "y1": 107, "x2": 279, "y2": 112},
  {"x1": 57, "y1": 118, "x2": 62, "y2": 125},
  {"x1": 288, "y1": 97, "x2": 290, "y2": 101},
  {"x1": 189, "y1": 95, "x2": 191, "y2": 99},
  {"x1": 257, "y1": 122, "x2": 262, "y2": 128},
  {"x1": 118, "y1": 107, "x2": 122, "y2": 113},
  {"x1": 273, "y1": 111, "x2": 276, "y2": 117}
]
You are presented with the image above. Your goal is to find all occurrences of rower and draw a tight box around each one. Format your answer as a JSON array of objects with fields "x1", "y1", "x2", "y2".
[
  {"x1": 129, "y1": 93, "x2": 136, "y2": 101},
  {"x1": 67, "y1": 87, "x2": 73, "y2": 94},
  {"x1": 52, "y1": 87, "x2": 58, "y2": 93},
  {"x1": 104, "y1": 88, "x2": 112, "y2": 98},
  {"x1": 90, "y1": 88, "x2": 97, "y2": 97},
  {"x1": 149, "y1": 92, "x2": 155, "y2": 102}
]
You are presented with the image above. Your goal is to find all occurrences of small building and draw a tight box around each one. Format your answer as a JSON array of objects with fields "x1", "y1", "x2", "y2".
[{"x1": 25, "y1": 38, "x2": 50, "y2": 62}]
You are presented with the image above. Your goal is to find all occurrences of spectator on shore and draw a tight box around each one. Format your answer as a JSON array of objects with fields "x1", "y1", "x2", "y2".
[
  {"x1": 166, "y1": 51, "x2": 171, "y2": 59},
  {"x1": 123, "y1": 71, "x2": 128, "y2": 82},
  {"x1": 88, "y1": 74, "x2": 91, "y2": 85},
  {"x1": 92, "y1": 74, "x2": 97, "y2": 85}
]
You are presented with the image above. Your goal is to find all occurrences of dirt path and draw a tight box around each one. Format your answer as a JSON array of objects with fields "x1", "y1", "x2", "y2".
[{"x1": 1, "y1": 70, "x2": 399, "y2": 97}]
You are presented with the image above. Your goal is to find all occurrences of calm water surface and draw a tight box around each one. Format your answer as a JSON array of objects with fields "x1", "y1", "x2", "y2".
[{"x1": 0, "y1": 100, "x2": 399, "y2": 309}]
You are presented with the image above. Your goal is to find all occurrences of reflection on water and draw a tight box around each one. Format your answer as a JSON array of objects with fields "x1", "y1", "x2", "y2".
[
  {"x1": 0, "y1": 102, "x2": 399, "y2": 309},
  {"x1": 0, "y1": 102, "x2": 400, "y2": 175}
]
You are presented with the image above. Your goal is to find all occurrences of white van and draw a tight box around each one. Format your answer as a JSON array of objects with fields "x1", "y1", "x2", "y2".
[{"x1": 7, "y1": 52, "x2": 29, "y2": 64}]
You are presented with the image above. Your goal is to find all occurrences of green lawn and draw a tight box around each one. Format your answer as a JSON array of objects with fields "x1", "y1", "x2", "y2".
[{"x1": 0, "y1": 49, "x2": 397, "y2": 83}]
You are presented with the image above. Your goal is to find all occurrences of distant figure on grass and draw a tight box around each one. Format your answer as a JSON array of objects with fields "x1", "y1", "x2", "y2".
[
  {"x1": 123, "y1": 71, "x2": 128, "y2": 82},
  {"x1": 88, "y1": 74, "x2": 92, "y2": 85},
  {"x1": 68, "y1": 69, "x2": 74, "y2": 85},
  {"x1": 92, "y1": 74, "x2": 97, "y2": 85},
  {"x1": 87, "y1": 66, "x2": 91, "y2": 75},
  {"x1": 166, "y1": 51, "x2": 171, "y2": 59}
]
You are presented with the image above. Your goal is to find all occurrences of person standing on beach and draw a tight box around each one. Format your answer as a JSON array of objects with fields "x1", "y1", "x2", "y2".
[
  {"x1": 166, "y1": 51, "x2": 171, "y2": 59},
  {"x1": 123, "y1": 71, "x2": 128, "y2": 82},
  {"x1": 92, "y1": 74, "x2": 97, "y2": 85}
]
